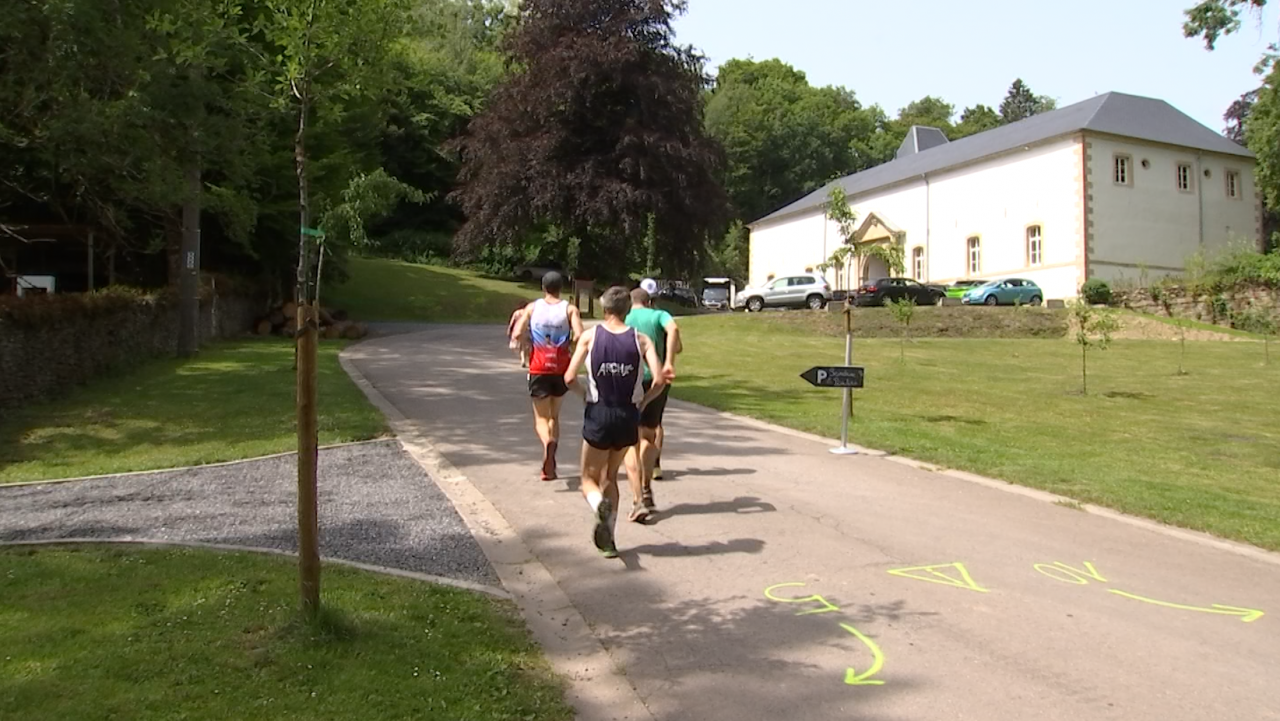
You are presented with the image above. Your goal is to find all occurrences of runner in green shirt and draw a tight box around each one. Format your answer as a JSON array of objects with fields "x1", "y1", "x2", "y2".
[{"x1": 624, "y1": 285, "x2": 682, "y2": 514}]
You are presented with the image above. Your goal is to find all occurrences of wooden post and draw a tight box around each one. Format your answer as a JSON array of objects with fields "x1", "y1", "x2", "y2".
[{"x1": 296, "y1": 302, "x2": 321, "y2": 615}]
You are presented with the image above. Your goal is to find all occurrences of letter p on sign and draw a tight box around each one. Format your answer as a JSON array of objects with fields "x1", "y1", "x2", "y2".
[{"x1": 816, "y1": 369, "x2": 829, "y2": 384}]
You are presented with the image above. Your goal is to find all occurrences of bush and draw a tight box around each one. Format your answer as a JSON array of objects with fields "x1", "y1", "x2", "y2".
[
  {"x1": 1207, "y1": 248, "x2": 1280, "y2": 291},
  {"x1": 1080, "y1": 279, "x2": 1113, "y2": 306},
  {"x1": 366, "y1": 229, "x2": 454, "y2": 265}
]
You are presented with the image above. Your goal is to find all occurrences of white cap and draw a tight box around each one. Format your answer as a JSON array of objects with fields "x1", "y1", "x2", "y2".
[{"x1": 640, "y1": 278, "x2": 659, "y2": 295}]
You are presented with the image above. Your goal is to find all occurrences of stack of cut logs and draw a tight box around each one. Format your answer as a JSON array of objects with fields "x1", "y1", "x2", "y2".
[{"x1": 254, "y1": 301, "x2": 369, "y2": 340}]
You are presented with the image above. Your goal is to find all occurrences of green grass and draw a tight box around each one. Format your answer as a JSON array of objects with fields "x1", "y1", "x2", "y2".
[
  {"x1": 1132, "y1": 310, "x2": 1271, "y2": 340},
  {"x1": 673, "y1": 314, "x2": 1280, "y2": 550},
  {"x1": 0, "y1": 545, "x2": 571, "y2": 720},
  {"x1": 329, "y1": 257, "x2": 543, "y2": 323},
  {"x1": 0, "y1": 339, "x2": 386, "y2": 484}
]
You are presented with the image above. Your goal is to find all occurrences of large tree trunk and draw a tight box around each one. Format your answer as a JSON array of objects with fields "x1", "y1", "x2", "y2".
[
  {"x1": 294, "y1": 88, "x2": 321, "y2": 618},
  {"x1": 177, "y1": 163, "x2": 202, "y2": 357}
]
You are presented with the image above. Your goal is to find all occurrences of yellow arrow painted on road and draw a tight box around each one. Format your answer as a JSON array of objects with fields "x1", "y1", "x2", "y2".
[
  {"x1": 839, "y1": 622, "x2": 886, "y2": 686},
  {"x1": 1109, "y1": 590, "x2": 1264, "y2": 623}
]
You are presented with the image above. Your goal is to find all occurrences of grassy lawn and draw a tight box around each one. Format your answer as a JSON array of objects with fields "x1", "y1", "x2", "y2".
[
  {"x1": 0, "y1": 339, "x2": 386, "y2": 484},
  {"x1": 0, "y1": 545, "x2": 571, "y2": 720},
  {"x1": 674, "y1": 313, "x2": 1280, "y2": 550},
  {"x1": 329, "y1": 257, "x2": 543, "y2": 323}
]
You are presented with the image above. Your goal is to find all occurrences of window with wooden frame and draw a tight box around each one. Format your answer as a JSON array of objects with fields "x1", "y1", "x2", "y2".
[
  {"x1": 1226, "y1": 169, "x2": 1242, "y2": 199},
  {"x1": 1113, "y1": 154, "x2": 1132, "y2": 186},
  {"x1": 1026, "y1": 225, "x2": 1043, "y2": 266},
  {"x1": 967, "y1": 237, "x2": 981, "y2": 275},
  {"x1": 912, "y1": 247, "x2": 925, "y2": 281},
  {"x1": 1176, "y1": 163, "x2": 1193, "y2": 192}
]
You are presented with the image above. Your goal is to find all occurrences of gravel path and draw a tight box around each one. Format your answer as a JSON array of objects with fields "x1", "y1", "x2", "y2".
[{"x1": 0, "y1": 440, "x2": 498, "y2": 587}]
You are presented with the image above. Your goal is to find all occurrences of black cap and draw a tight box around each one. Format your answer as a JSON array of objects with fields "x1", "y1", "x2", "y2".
[{"x1": 542, "y1": 271, "x2": 564, "y2": 293}]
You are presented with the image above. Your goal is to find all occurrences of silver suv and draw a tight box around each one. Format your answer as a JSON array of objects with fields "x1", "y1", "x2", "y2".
[{"x1": 735, "y1": 273, "x2": 833, "y2": 312}]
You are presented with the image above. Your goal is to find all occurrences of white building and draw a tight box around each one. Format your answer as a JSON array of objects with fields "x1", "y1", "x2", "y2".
[{"x1": 747, "y1": 92, "x2": 1262, "y2": 300}]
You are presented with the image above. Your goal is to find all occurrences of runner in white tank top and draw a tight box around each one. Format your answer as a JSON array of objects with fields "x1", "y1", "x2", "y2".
[{"x1": 510, "y1": 272, "x2": 583, "y2": 481}]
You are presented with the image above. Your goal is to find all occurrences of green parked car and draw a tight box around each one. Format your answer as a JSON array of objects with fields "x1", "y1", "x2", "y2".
[
  {"x1": 945, "y1": 280, "x2": 984, "y2": 299},
  {"x1": 961, "y1": 278, "x2": 1045, "y2": 306}
]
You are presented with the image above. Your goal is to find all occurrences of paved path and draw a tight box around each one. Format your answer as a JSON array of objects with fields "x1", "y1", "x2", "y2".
[
  {"x1": 346, "y1": 325, "x2": 1280, "y2": 721},
  {"x1": 0, "y1": 441, "x2": 497, "y2": 588}
]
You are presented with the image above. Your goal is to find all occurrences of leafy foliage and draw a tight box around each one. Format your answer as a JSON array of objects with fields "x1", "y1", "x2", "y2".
[
  {"x1": 999, "y1": 79, "x2": 1056, "y2": 123},
  {"x1": 954, "y1": 104, "x2": 1002, "y2": 138},
  {"x1": 886, "y1": 296, "x2": 916, "y2": 362},
  {"x1": 449, "y1": 0, "x2": 729, "y2": 278},
  {"x1": 1080, "y1": 279, "x2": 1114, "y2": 306},
  {"x1": 1183, "y1": 0, "x2": 1266, "y2": 49}
]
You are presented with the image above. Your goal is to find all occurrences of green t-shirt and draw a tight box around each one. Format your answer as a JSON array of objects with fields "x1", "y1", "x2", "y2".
[{"x1": 624, "y1": 307, "x2": 674, "y2": 381}]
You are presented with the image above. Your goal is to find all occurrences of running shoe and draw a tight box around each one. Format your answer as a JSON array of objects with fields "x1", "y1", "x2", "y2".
[
  {"x1": 652, "y1": 464, "x2": 664, "y2": 480},
  {"x1": 593, "y1": 498, "x2": 616, "y2": 556}
]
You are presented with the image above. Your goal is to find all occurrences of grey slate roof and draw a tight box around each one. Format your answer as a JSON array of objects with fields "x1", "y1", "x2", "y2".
[
  {"x1": 753, "y1": 92, "x2": 1253, "y2": 226},
  {"x1": 896, "y1": 126, "x2": 950, "y2": 159}
]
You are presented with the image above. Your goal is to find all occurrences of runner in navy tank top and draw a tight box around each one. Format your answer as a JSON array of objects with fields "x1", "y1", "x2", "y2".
[{"x1": 564, "y1": 287, "x2": 672, "y2": 557}]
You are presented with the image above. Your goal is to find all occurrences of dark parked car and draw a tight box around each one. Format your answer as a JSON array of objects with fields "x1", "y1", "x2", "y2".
[
  {"x1": 659, "y1": 286, "x2": 699, "y2": 308},
  {"x1": 853, "y1": 278, "x2": 947, "y2": 307}
]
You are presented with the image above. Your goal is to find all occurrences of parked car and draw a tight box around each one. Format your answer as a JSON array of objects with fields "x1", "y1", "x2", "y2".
[
  {"x1": 734, "y1": 273, "x2": 833, "y2": 312},
  {"x1": 658, "y1": 286, "x2": 699, "y2": 308},
  {"x1": 961, "y1": 278, "x2": 1044, "y2": 306},
  {"x1": 852, "y1": 277, "x2": 947, "y2": 307},
  {"x1": 701, "y1": 285, "x2": 732, "y2": 310},
  {"x1": 945, "y1": 280, "x2": 985, "y2": 299},
  {"x1": 513, "y1": 262, "x2": 563, "y2": 282}
]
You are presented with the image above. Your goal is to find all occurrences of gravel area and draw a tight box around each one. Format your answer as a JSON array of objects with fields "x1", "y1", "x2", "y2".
[{"x1": 0, "y1": 440, "x2": 499, "y2": 587}]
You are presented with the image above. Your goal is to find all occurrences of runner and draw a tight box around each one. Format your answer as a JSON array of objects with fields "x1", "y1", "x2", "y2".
[
  {"x1": 625, "y1": 286, "x2": 681, "y2": 512},
  {"x1": 506, "y1": 300, "x2": 530, "y2": 368},
  {"x1": 511, "y1": 271, "x2": 583, "y2": 481},
  {"x1": 564, "y1": 286, "x2": 671, "y2": 557},
  {"x1": 638, "y1": 278, "x2": 668, "y2": 479}
]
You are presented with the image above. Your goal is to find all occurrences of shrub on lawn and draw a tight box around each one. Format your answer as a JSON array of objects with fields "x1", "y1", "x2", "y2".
[{"x1": 1080, "y1": 279, "x2": 1113, "y2": 306}]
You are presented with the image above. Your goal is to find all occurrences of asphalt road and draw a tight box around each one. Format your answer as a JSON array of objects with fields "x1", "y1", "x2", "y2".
[{"x1": 346, "y1": 324, "x2": 1280, "y2": 721}]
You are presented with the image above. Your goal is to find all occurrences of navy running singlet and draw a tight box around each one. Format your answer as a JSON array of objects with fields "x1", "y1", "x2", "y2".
[{"x1": 586, "y1": 327, "x2": 644, "y2": 407}]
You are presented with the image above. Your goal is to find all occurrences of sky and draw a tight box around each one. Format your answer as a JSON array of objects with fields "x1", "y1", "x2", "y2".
[{"x1": 672, "y1": 0, "x2": 1279, "y2": 131}]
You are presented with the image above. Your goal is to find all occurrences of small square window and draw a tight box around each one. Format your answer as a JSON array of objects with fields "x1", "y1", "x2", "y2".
[
  {"x1": 1027, "y1": 225, "x2": 1043, "y2": 267},
  {"x1": 1114, "y1": 155, "x2": 1132, "y2": 186},
  {"x1": 1226, "y1": 170, "x2": 1242, "y2": 199},
  {"x1": 1177, "y1": 163, "x2": 1193, "y2": 192}
]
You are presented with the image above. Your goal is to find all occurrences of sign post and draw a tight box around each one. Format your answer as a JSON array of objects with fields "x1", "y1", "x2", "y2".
[{"x1": 799, "y1": 297, "x2": 862, "y2": 455}]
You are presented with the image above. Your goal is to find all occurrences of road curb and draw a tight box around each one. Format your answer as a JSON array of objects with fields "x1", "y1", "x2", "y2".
[
  {"x1": 0, "y1": 438, "x2": 395, "y2": 489},
  {"x1": 340, "y1": 350, "x2": 656, "y2": 721},
  {"x1": 0, "y1": 537, "x2": 511, "y2": 599},
  {"x1": 666, "y1": 398, "x2": 1280, "y2": 568}
]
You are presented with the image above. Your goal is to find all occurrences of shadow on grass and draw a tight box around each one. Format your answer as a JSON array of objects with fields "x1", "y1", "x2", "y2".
[{"x1": 327, "y1": 258, "x2": 544, "y2": 324}]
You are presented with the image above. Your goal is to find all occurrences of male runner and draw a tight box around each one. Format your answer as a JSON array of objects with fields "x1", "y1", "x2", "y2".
[
  {"x1": 512, "y1": 271, "x2": 583, "y2": 481},
  {"x1": 638, "y1": 278, "x2": 669, "y2": 479},
  {"x1": 564, "y1": 286, "x2": 670, "y2": 557},
  {"x1": 625, "y1": 287, "x2": 681, "y2": 512}
]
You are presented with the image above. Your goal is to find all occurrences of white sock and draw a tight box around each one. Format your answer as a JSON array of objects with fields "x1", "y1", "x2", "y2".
[{"x1": 586, "y1": 490, "x2": 603, "y2": 512}]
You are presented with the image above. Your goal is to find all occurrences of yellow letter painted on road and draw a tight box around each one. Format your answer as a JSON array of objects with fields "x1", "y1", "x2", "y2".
[
  {"x1": 1109, "y1": 590, "x2": 1264, "y2": 623},
  {"x1": 887, "y1": 563, "x2": 989, "y2": 593},
  {"x1": 764, "y1": 582, "x2": 841, "y2": 615},
  {"x1": 840, "y1": 622, "x2": 886, "y2": 686},
  {"x1": 1034, "y1": 562, "x2": 1106, "y2": 585}
]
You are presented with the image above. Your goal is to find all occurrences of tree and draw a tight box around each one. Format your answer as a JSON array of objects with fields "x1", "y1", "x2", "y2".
[
  {"x1": 704, "y1": 59, "x2": 877, "y2": 223},
  {"x1": 999, "y1": 79, "x2": 1055, "y2": 123},
  {"x1": 954, "y1": 104, "x2": 1002, "y2": 138},
  {"x1": 251, "y1": 0, "x2": 412, "y2": 617},
  {"x1": 1224, "y1": 89, "x2": 1258, "y2": 143},
  {"x1": 1069, "y1": 298, "x2": 1120, "y2": 395},
  {"x1": 449, "y1": 0, "x2": 729, "y2": 279},
  {"x1": 887, "y1": 296, "x2": 916, "y2": 363},
  {"x1": 1183, "y1": 0, "x2": 1267, "y2": 50}
]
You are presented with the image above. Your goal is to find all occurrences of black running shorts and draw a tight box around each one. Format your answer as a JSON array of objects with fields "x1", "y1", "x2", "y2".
[
  {"x1": 640, "y1": 380, "x2": 669, "y2": 429},
  {"x1": 529, "y1": 374, "x2": 568, "y2": 399},
  {"x1": 583, "y1": 403, "x2": 640, "y2": 451}
]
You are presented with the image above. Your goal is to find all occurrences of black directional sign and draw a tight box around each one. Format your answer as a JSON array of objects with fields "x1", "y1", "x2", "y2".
[{"x1": 800, "y1": 365, "x2": 865, "y2": 389}]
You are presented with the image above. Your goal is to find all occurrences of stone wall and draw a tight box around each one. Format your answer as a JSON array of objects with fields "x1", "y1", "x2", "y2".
[
  {"x1": 1, "y1": 284, "x2": 263, "y2": 407},
  {"x1": 1114, "y1": 284, "x2": 1279, "y2": 328}
]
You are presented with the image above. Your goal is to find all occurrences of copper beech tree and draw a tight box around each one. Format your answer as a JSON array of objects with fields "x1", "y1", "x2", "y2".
[{"x1": 449, "y1": 0, "x2": 728, "y2": 278}]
